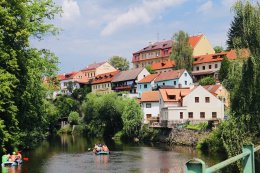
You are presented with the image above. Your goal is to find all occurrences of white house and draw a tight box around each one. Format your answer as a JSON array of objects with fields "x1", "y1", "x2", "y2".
[
  {"x1": 159, "y1": 86, "x2": 224, "y2": 127},
  {"x1": 140, "y1": 91, "x2": 160, "y2": 124}
]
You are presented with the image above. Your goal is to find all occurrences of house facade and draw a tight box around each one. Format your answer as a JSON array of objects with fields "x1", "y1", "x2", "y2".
[
  {"x1": 154, "y1": 69, "x2": 193, "y2": 88},
  {"x1": 111, "y1": 68, "x2": 150, "y2": 97},
  {"x1": 91, "y1": 71, "x2": 120, "y2": 94},
  {"x1": 80, "y1": 62, "x2": 117, "y2": 83},
  {"x1": 140, "y1": 91, "x2": 160, "y2": 124},
  {"x1": 132, "y1": 34, "x2": 215, "y2": 69},
  {"x1": 159, "y1": 86, "x2": 225, "y2": 127},
  {"x1": 137, "y1": 73, "x2": 159, "y2": 98},
  {"x1": 151, "y1": 60, "x2": 175, "y2": 73}
]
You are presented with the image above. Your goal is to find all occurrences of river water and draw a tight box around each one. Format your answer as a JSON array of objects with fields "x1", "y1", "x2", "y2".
[{"x1": 1, "y1": 135, "x2": 259, "y2": 173}]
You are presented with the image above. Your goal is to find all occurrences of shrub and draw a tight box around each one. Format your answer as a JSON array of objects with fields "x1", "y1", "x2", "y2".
[
  {"x1": 68, "y1": 111, "x2": 80, "y2": 125},
  {"x1": 199, "y1": 76, "x2": 215, "y2": 86}
]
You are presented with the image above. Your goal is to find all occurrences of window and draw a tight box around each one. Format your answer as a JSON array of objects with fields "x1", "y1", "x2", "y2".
[
  {"x1": 184, "y1": 73, "x2": 187, "y2": 77},
  {"x1": 163, "y1": 83, "x2": 165, "y2": 85},
  {"x1": 203, "y1": 66, "x2": 205, "y2": 70},
  {"x1": 146, "y1": 103, "x2": 151, "y2": 108},
  {"x1": 168, "y1": 95, "x2": 176, "y2": 100},
  {"x1": 215, "y1": 64, "x2": 218, "y2": 68},
  {"x1": 144, "y1": 84, "x2": 147, "y2": 89},
  {"x1": 185, "y1": 81, "x2": 187, "y2": 85},
  {"x1": 205, "y1": 97, "x2": 210, "y2": 103},
  {"x1": 200, "y1": 112, "x2": 205, "y2": 118},
  {"x1": 209, "y1": 65, "x2": 212, "y2": 69},
  {"x1": 180, "y1": 112, "x2": 183, "y2": 119},
  {"x1": 140, "y1": 85, "x2": 142, "y2": 89},
  {"x1": 196, "y1": 66, "x2": 199, "y2": 71},
  {"x1": 146, "y1": 114, "x2": 152, "y2": 120},
  {"x1": 195, "y1": 97, "x2": 199, "y2": 103},
  {"x1": 212, "y1": 112, "x2": 217, "y2": 118},
  {"x1": 174, "y1": 81, "x2": 177, "y2": 85},
  {"x1": 188, "y1": 112, "x2": 193, "y2": 119}
]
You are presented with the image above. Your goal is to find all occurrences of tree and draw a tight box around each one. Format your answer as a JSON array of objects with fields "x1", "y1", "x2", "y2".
[
  {"x1": 68, "y1": 111, "x2": 80, "y2": 125},
  {"x1": 122, "y1": 99, "x2": 143, "y2": 139},
  {"x1": 198, "y1": 76, "x2": 215, "y2": 86},
  {"x1": 214, "y1": 46, "x2": 224, "y2": 53},
  {"x1": 54, "y1": 96, "x2": 78, "y2": 118},
  {"x1": 145, "y1": 65, "x2": 155, "y2": 74},
  {"x1": 219, "y1": 56, "x2": 230, "y2": 82},
  {"x1": 109, "y1": 56, "x2": 129, "y2": 71},
  {"x1": 170, "y1": 31, "x2": 193, "y2": 71}
]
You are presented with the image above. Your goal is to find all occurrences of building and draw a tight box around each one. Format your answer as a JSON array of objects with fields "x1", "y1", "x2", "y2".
[
  {"x1": 154, "y1": 69, "x2": 193, "y2": 89},
  {"x1": 111, "y1": 68, "x2": 150, "y2": 98},
  {"x1": 203, "y1": 84, "x2": 230, "y2": 108},
  {"x1": 151, "y1": 60, "x2": 175, "y2": 73},
  {"x1": 132, "y1": 34, "x2": 215, "y2": 69},
  {"x1": 140, "y1": 91, "x2": 160, "y2": 124},
  {"x1": 192, "y1": 49, "x2": 249, "y2": 81},
  {"x1": 91, "y1": 70, "x2": 120, "y2": 94},
  {"x1": 137, "y1": 73, "x2": 160, "y2": 98},
  {"x1": 80, "y1": 62, "x2": 117, "y2": 83},
  {"x1": 58, "y1": 71, "x2": 86, "y2": 95},
  {"x1": 159, "y1": 86, "x2": 225, "y2": 128}
]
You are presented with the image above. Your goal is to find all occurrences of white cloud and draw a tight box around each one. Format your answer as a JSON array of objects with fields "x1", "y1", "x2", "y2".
[
  {"x1": 61, "y1": 0, "x2": 80, "y2": 20},
  {"x1": 197, "y1": 1, "x2": 213, "y2": 14},
  {"x1": 101, "y1": 0, "x2": 185, "y2": 36}
]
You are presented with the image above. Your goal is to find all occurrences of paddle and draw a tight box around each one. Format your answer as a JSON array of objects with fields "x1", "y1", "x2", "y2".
[{"x1": 23, "y1": 158, "x2": 29, "y2": 161}]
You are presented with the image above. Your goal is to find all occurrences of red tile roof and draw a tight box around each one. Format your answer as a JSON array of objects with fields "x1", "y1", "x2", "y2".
[
  {"x1": 138, "y1": 73, "x2": 159, "y2": 83},
  {"x1": 151, "y1": 60, "x2": 176, "y2": 70},
  {"x1": 203, "y1": 84, "x2": 221, "y2": 96},
  {"x1": 154, "y1": 69, "x2": 186, "y2": 82},
  {"x1": 193, "y1": 49, "x2": 249, "y2": 65},
  {"x1": 58, "y1": 71, "x2": 78, "y2": 81},
  {"x1": 189, "y1": 34, "x2": 203, "y2": 48},
  {"x1": 91, "y1": 71, "x2": 120, "y2": 84},
  {"x1": 57, "y1": 74, "x2": 65, "y2": 81},
  {"x1": 159, "y1": 88, "x2": 191, "y2": 102},
  {"x1": 81, "y1": 61, "x2": 106, "y2": 71},
  {"x1": 141, "y1": 91, "x2": 160, "y2": 102}
]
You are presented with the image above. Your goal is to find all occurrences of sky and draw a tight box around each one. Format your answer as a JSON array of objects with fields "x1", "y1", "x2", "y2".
[{"x1": 31, "y1": 0, "x2": 237, "y2": 73}]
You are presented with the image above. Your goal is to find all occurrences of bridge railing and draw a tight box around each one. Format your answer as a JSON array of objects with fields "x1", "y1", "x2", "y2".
[{"x1": 185, "y1": 144, "x2": 260, "y2": 173}]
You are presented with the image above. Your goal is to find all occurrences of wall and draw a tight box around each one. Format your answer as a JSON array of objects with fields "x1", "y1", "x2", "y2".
[
  {"x1": 155, "y1": 79, "x2": 179, "y2": 86},
  {"x1": 183, "y1": 86, "x2": 224, "y2": 120},
  {"x1": 193, "y1": 61, "x2": 221, "y2": 73},
  {"x1": 137, "y1": 68, "x2": 150, "y2": 82},
  {"x1": 92, "y1": 82, "x2": 113, "y2": 94},
  {"x1": 95, "y1": 62, "x2": 117, "y2": 76},
  {"x1": 178, "y1": 70, "x2": 193, "y2": 87},
  {"x1": 193, "y1": 35, "x2": 215, "y2": 56},
  {"x1": 141, "y1": 102, "x2": 160, "y2": 123},
  {"x1": 216, "y1": 85, "x2": 230, "y2": 108},
  {"x1": 137, "y1": 82, "x2": 152, "y2": 98}
]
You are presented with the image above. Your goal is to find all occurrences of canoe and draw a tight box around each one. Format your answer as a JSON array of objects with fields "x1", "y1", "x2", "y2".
[
  {"x1": 95, "y1": 151, "x2": 110, "y2": 155},
  {"x1": 1, "y1": 160, "x2": 22, "y2": 167}
]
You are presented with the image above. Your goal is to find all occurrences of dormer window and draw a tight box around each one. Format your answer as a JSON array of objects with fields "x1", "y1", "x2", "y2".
[{"x1": 168, "y1": 95, "x2": 176, "y2": 100}]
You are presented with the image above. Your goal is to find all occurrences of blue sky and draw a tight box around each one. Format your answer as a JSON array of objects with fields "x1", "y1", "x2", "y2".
[{"x1": 31, "y1": 0, "x2": 237, "y2": 73}]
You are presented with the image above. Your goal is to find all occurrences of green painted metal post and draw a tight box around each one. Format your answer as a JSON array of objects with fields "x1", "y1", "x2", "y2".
[
  {"x1": 185, "y1": 158, "x2": 206, "y2": 173},
  {"x1": 243, "y1": 144, "x2": 255, "y2": 173}
]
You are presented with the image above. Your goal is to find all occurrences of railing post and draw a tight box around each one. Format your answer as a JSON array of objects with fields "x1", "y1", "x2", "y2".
[
  {"x1": 243, "y1": 144, "x2": 255, "y2": 173},
  {"x1": 185, "y1": 158, "x2": 206, "y2": 173}
]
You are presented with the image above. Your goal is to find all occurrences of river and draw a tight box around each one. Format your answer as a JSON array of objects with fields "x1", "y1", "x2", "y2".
[{"x1": 1, "y1": 135, "x2": 259, "y2": 173}]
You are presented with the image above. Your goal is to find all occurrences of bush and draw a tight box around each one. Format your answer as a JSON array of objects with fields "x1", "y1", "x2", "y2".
[
  {"x1": 139, "y1": 125, "x2": 159, "y2": 141},
  {"x1": 58, "y1": 124, "x2": 72, "y2": 134},
  {"x1": 68, "y1": 111, "x2": 80, "y2": 125},
  {"x1": 199, "y1": 76, "x2": 215, "y2": 86},
  {"x1": 185, "y1": 122, "x2": 208, "y2": 131}
]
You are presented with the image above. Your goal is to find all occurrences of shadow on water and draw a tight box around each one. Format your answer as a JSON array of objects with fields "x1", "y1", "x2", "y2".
[{"x1": 1, "y1": 135, "x2": 259, "y2": 173}]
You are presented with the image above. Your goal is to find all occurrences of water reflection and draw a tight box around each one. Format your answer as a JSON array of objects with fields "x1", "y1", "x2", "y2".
[
  {"x1": 0, "y1": 135, "x2": 230, "y2": 173},
  {"x1": 1, "y1": 165, "x2": 21, "y2": 173}
]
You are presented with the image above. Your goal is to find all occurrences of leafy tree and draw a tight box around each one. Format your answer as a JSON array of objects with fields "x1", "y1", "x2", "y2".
[
  {"x1": 67, "y1": 81, "x2": 74, "y2": 94},
  {"x1": 68, "y1": 111, "x2": 80, "y2": 125},
  {"x1": 54, "y1": 96, "x2": 78, "y2": 118},
  {"x1": 122, "y1": 99, "x2": 143, "y2": 139},
  {"x1": 145, "y1": 65, "x2": 155, "y2": 74},
  {"x1": 109, "y1": 56, "x2": 129, "y2": 71},
  {"x1": 170, "y1": 30, "x2": 193, "y2": 71},
  {"x1": 71, "y1": 86, "x2": 91, "y2": 102},
  {"x1": 198, "y1": 76, "x2": 215, "y2": 86},
  {"x1": 214, "y1": 46, "x2": 224, "y2": 53},
  {"x1": 219, "y1": 56, "x2": 230, "y2": 82}
]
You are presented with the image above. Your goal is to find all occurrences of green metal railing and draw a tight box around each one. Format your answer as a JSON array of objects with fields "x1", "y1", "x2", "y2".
[{"x1": 185, "y1": 144, "x2": 260, "y2": 173}]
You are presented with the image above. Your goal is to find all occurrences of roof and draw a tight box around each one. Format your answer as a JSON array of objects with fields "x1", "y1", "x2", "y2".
[
  {"x1": 203, "y1": 84, "x2": 221, "y2": 96},
  {"x1": 141, "y1": 91, "x2": 160, "y2": 102},
  {"x1": 133, "y1": 34, "x2": 203, "y2": 55},
  {"x1": 112, "y1": 68, "x2": 145, "y2": 83},
  {"x1": 189, "y1": 34, "x2": 203, "y2": 48},
  {"x1": 91, "y1": 71, "x2": 120, "y2": 84},
  {"x1": 154, "y1": 69, "x2": 186, "y2": 82},
  {"x1": 58, "y1": 71, "x2": 78, "y2": 81},
  {"x1": 159, "y1": 88, "x2": 191, "y2": 102},
  {"x1": 57, "y1": 74, "x2": 65, "y2": 81},
  {"x1": 151, "y1": 60, "x2": 176, "y2": 70},
  {"x1": 138, "y1": 73, "x2": 159, "y2": 83},
  {"x1": 81, "y1": 61, "x2": 106, "y2": 71},
  {"x1": 193, "y1": 49, "x2": 249, "y2": 65}
]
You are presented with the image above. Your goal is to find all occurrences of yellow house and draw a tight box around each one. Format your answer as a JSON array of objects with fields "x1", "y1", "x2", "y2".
[{"x1": 91, "y1": 71, "x2": 120, "y2": 94}]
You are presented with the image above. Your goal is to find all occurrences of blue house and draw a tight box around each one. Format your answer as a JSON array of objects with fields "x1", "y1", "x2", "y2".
[
  {"x1": 137, "y1": 73, "x2": 159, "y2": 98},
  {"x1": 137, "y1": 69, "x2": 193, "y2": 98},
  {"x1": 154, "y1": 69, "x2": 193, "y2": 88}
]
